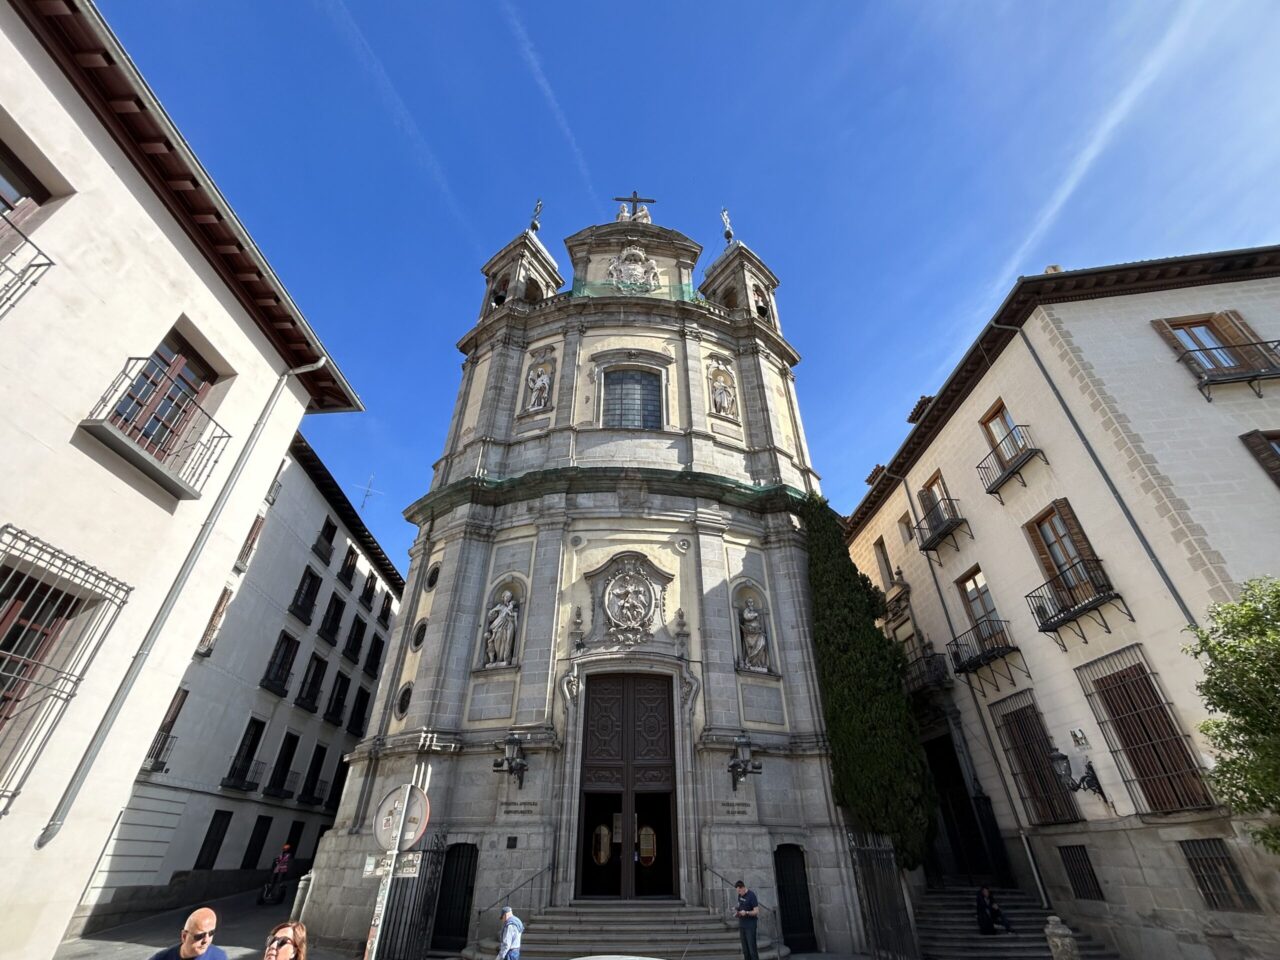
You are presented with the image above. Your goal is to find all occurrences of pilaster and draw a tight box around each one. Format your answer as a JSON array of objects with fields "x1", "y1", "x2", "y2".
[
  {"x1": 514, "y1": 505, "x2": 568, "y2": 725},
  {"x1": 692, "y1": 503, "x2": 742, "y2": 732}
]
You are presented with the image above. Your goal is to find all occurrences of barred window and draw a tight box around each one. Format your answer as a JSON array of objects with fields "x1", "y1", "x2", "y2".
[
  {"x1": 1179, "y1": 838, "x2": 1258, "y2": 911},
  {"x1": 1076, "y1": 646, "x2": 1212, "y2": 814},
  {"x1": 603, "y1": 369, "x2": 662, "y2": 429},
  {"x1": 989, "y1": 689, "x2": 1080, "y2": 825},
  {"x1": 1058, "y1": 845, "x2": 1104, "y2": 900},
  {"x1": 0, "y1": 525, "x2": 131, "y2": 815}
]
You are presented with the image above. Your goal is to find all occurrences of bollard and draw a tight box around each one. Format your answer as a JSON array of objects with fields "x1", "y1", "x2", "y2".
[
  {"x1": 1044, "y1": 915, "x2": 1081, "y2": 960},
  {"x1": 291, "y1": 871, "x2": 314, "y2": 922}
]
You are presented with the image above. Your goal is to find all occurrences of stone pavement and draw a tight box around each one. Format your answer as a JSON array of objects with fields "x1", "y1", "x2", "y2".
[{"x1": 53, "y1": 888, "x2": 357, "y2": 960}]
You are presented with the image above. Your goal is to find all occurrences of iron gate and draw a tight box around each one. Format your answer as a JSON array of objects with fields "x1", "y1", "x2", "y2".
[
  {"x1": 378, "y1": 833, "x2": 447, "y2": 960},
  {"x1": 847, "y1": 831, "x2": 919, "y2": 960}
]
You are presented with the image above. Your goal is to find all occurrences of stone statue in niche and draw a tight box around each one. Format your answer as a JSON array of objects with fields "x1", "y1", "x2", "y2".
[
  {"x1": 739, "y1": 597, "x2": 770, "y2": 671},
  {"x1": 711, "y1": 371, "x2": 737, "y2": 418},
  {"x1": 526, "y1": 365, "x2": 552, "y2": 411},
  {"x1": 483, "y1": 590, "x2": 520, "y2": 665}
]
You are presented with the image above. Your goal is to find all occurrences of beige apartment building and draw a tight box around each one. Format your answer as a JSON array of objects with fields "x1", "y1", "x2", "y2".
[
  {"x1": 847, "y1": 246, "x2": 1280, "y2": 959},
  {"x1": 0, "y1": 2, "x2": 360, "y2": 957}
]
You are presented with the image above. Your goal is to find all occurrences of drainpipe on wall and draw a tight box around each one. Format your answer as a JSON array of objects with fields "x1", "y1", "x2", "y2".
[
  {"x1": 988, "y1": 319, "x2": 1197, "y2": 627},
  {"x1": 885, "y1": 469, "x2": 1050, "y2": 908},
  {"x1": 36, "y1": 358, "x2": 328, "y2": 848}
]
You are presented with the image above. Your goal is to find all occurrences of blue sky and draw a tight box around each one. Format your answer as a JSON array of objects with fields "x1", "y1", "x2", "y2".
[{"x1": 99, "y1": 0, "x2": 1280, "y2": 572}]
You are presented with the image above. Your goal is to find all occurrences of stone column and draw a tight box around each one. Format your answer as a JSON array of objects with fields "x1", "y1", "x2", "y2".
[
  {"x1": 693, "y1": 504, "x2": 742, "y2": 733},
  {"x1": 515, "y1": 506, "x2": 567, "y2": 725},
  {"x1": 549, "y1": 321, "x2": 584, "y2": 464}
]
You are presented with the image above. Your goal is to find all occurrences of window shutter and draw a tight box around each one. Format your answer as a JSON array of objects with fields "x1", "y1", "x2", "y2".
[
  {"x1": 1219, "y1": 309, "x2": 1280, "y2": 368},
  {"x1": 199, "y1": 587, "x2": 232, "y2": 653},
  {"x1": 1150, "y1": 318, "x2": 1206, "y2": 378},
  {"x1": 1240, "y1": 431, "x2": 1280, "y2": 489},
  {"x1": 1023, "y1": 514, "x2": 1058, "y2": 580},
  {"x1": 1053, "y1": 498, "x2": 1097, "y2": 561}
]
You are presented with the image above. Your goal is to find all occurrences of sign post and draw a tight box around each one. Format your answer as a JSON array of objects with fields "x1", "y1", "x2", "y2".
[{"x1": 364, "y1": 784, "x2": 430, "y2": 960}]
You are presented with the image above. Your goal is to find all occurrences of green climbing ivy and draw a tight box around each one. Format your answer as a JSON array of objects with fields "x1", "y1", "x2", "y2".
[{"x1": 795, "y1": 493, "x2": 934, "y2": 868}]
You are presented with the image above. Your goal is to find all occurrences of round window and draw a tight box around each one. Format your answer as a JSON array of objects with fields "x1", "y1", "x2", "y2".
[
  {"x1": 411, "y1": 620, "x2": 428, "y2": 651},
  {"x1": 395, "y1": 683, "x2": 413, "y2": 718},
  {"x1": 426, "y1": 564, "x2": 441, "y2": 590}
]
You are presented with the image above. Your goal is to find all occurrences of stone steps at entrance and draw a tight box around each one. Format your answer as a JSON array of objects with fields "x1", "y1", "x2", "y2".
[
  {"x1": 463, "y1": 901, "x2": 790, "y2": 960},
  {"x1": 913, "y1": 888, "x2": 1120, "y2": 960}
]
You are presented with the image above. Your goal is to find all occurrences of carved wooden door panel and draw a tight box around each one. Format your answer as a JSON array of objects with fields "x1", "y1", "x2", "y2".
[{"x1": 579, "y1": 674, "x2": 677, "y2": 898}]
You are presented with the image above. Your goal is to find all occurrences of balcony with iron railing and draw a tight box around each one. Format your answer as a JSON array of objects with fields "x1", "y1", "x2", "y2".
[
  {"x1": 347, "y1": 712, "x2": 368, "y2": 738},
  {"x1": 976, "y1": 425, "x2": 1045, "y2": 499},
  {"x1": 259, "y1": 666, "x2": 292, "y2": 698},
  {"x1": 914, "y1": 498, "x2": 967, "y2": 553},
  {"x1": 342, "y1": 640, "x2": 363, "y2": 665},
  {"x1": 903, "y1": 653, "x2": 950, "y2": 694},
  {"x1": 294, "y1": 688, "x2": 320, "y2": 714},
  {"x1": 79, "y1": 358, "x2": 230, "y2": 499},
  {"x1": 1026, "y1": 558, "x2": 1122, "y2": 633},
  {"x1": 262, "y1": 768, "x2": 300, "y2": 799},
  {"x1": 323, "y1": 700, "x2": 347, "y2": 727},
  {"x1": 221, "y1": 757, "x2": 265, "y2": 791},
  {"x1": 363, "y1": 651, "x2": 382, "y2": 679},
  {"x1": 312, "y1": 537, "x2": 334, "y2": 564},
  {"x1": 265, "y1": 477, "x2": 283, "y2": 505},
  {"x1": 948, "y1": 618, "x2": 1018, "y2": 674},
  {"x1": 0, "y1": 207, "x2": 54, "y2": 318},
  {"x1": 140, "y1": 733, "x2": 177, "y2": 774},
  {"x1": 1178, "y1": 339, "x2": 1280, "y2": 401},
  {"x1": 297, "y1": 778, "x2": 329, "y2": 807},
  {"x1": 317, "y1": 613, "x2": 341, "y2": 645}
]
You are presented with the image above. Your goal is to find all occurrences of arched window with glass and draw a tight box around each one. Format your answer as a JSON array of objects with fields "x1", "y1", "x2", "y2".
[{"x1": 602, "y1": 368, "x2": 662, "y2": 430}]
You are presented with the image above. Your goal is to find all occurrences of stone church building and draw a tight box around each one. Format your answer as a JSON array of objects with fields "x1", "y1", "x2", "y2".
[{"x1": 304, "y1": 205, "x2": 862, "y2": 955}]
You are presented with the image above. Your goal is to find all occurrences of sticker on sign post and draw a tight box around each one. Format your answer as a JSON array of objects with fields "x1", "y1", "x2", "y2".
[{"x1": 373, "y1": 784, "x2": 430, "y2": 852}]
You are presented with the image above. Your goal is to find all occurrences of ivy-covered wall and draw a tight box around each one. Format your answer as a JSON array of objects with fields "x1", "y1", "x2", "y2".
[{"x1": 796, "y1": 494, "x2": 934, "y2": 868}]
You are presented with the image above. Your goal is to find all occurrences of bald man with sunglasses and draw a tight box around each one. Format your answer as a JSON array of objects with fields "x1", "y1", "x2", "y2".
[{"x1": 148, "y1": 906, "x2": 227, "y2": 960}]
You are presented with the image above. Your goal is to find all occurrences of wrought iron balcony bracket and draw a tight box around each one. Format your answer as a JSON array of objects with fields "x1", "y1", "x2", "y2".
[
  {"x1": 914, "y1": 498, "x2": 972, "y2": 565},
  {"x1": 975, "y1": 426, "x2": 1048, "y2": 504},
  {"x1": 946, "y1": 619, "x2": 1029, "y2": 698},
  {"x1": 1178, "y1": 340, "x2": 1280, "y2": 402},
  {"x1": 1025, "y1": 559, "x2": 1134, "y2": 649}
]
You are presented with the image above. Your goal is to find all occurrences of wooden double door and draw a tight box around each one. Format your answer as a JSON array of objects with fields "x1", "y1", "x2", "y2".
[{"x1": 577, "y1": 674, "x2": 677, "y2": 899}]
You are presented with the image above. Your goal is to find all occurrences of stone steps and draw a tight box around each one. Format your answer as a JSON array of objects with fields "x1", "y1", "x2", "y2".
[
  {"x1": 462, "y1": 901, "x2": 789, "y2": 960},
  {"x1": 913, "y1": 888, "x2": 1121, "y2": 960}
]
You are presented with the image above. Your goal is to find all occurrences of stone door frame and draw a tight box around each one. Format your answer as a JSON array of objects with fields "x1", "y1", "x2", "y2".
[{"x1": 554, "y1": 652, "x2": 701, "y2": 905}]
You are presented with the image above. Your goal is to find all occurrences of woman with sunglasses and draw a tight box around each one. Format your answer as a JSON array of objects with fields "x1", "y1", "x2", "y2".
[{"x1": 264, "y1": 921, "x2": 306, "y2": 960}]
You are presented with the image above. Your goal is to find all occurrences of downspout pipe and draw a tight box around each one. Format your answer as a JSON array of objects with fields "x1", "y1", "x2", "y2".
[
  {"x1": 990, "y1": 319, "x2": 1197, "y2": 628},
  {"x1": 886, "y1": 468, "x2": 1050, "y2": 907},
  {"x1": 36, "y1": 358, "x2": 328, "y2": 848}
]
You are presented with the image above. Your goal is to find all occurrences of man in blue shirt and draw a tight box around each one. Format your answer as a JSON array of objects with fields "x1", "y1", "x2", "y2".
[
  {"x1": 147, "y1": 906, "x2": 227, "y2": 960},
  {"x1": 734, "y1": 880, "x2": 760, "y2": 960},
  {"x1": 496, "y1": 905, "x2": 523, "y2": 960}
]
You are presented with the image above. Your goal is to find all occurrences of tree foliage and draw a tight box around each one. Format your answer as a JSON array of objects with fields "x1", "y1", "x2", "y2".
[
  {"x1": 1185, "y1": 577, "x2": 1280, "y2": 854},
  {"x1": 795, "y1": 493, "x2": 934, "y2": 868}
]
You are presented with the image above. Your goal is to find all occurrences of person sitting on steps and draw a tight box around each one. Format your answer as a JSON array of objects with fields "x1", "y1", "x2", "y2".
[{"x1": 976, "y1": 886, "x2": 1014, "y2": 935}]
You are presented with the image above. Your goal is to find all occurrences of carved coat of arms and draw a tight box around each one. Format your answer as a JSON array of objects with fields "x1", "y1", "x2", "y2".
[
  {"x1": 606, "y1": 245, "x2": 662, "y2": 294},
  {"x1": 582, "y1": 551, "x2": 673, "y2": 646}
]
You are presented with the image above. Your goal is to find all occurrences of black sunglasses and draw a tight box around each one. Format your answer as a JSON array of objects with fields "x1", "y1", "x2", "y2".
[
  {"x1": 267, "y1": 935, "x2": 296, "y2": 949},
  {"x1": 187, "y1": 929, "x2": 215, "y2": 942}
]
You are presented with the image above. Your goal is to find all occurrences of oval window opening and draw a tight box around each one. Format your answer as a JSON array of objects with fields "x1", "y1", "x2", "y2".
[
  {"x1": 638, "y1": 825, "x2": 657, "y2": 867},
  {"x1": 592, "y1": 825, "x2": 611, "y2": 865}
]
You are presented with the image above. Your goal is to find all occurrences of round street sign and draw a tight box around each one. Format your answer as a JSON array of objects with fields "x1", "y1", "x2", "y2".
[{"x1": 373, "y1": 784, "x2": 430, "y2": 852}]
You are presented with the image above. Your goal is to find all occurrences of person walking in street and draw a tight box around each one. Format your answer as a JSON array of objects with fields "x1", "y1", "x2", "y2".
[
  {"x1": 147, "y1": 906, "x2": 226, "y2": 960},
  {"x1": 496, "y1": 905, "x2": 523, "y2": 960},
  {"x1": 734, "y1": 880, "x2": 760, "y2": 960},
  {"x1": 975, "y1": 886, "x2": 1014, "y2": 935},
  {"x1": 262, "y1": 920, "x2": 306, "y2": 960}
]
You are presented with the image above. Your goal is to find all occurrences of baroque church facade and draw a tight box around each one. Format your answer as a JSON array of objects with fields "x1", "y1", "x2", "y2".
[{"x1": 304, "y1": 205, "x2": 862, "y2": 954}]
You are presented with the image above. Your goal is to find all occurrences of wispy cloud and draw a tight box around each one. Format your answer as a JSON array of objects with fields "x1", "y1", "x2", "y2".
[
  {"x1": 988, "y1": 0, "x2": 1202, "y2": 292},
  {"x1": 500, "y1": 0, "x2": 599, "y2": 209},
  {"x1": 315, "y1": 0, "x2": 481, "y2": 253}
]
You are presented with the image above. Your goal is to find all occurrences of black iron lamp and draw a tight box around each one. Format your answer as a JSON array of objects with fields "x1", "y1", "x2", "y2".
[
  {"x1": 1049, "y1": 748, "x2": 1105, "y2": 801},
  {"x1": 493, "y1": 732, "x2": 528, "y2": 789},
  {"x1": 728, "y1": 736, "x2": 762, "y2": 791}
]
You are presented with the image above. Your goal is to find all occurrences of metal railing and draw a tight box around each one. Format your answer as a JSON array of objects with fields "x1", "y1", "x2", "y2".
[
  {"x1": 80, "y1": 357, "x2": 230, "y2": 498},
  {"x1": 477, "y1": 860, "x2": 554, "y2": 919},
  {"x1": 976, "y1": 425, "x2": 1041, "y2": 492},
  {"x1": 0, "y1": 207, "x2": 54, "y2": 318},
  {"x1": 1026, "y1": 558, "x2": 1118, "y2": 632},
  {"x1": 295, "y1": 688, "x2": 320, "y2": 713},
  {"x1": 263, "y1": 768, "x2": 300, "y2": 798},
  {"x1": 259, "y1": 667, "x2": 292, "y2": 698},
  {"x1": 347, "y1": 712, "x2": 368, "y2": 737},
  {"x1": 297, "y1": 777, "x2": 329, "y2": 806},
  {"x1": 363, "y1": 651, "x2": 382, "y2": 679},
  {"x1": 221, "y1": 757, "x2": 265, "y2": 791},
  {"x1": 903, "y1": 653, "x2": 949, "y2": 693},
  {"x1": 323, "y1": 701, "x2": 347, "y2": 726},
  {"x1": 141, "y1": 733, "x2": 177, "y2": 773},
  {"x1": 947, "y1": 619, "x2": 1016, "y2": 674},
  {"x1": 311, "y1": 538, "x2": 334, "y2": 564},
  {"x1": 265, "y1": 478, "x2": 283, "y2": 505},
  {"x1": 914, "y1": 498, "x2": 965, "y2": 551},
  {"x1": 1177, "y1": 339, "x2": 1280, "y2": 400}
]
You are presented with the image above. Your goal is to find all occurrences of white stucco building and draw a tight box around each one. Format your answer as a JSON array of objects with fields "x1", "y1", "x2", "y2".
[
  {"x1": 68, "y1": 434, "x2": 403, "y2": 934},
  {"x1": 0, "y1": 2, "x2": 364, "y2": 956},
  {"x1": 846, "y1": 247, "x2": 1280, "y2": 959}
]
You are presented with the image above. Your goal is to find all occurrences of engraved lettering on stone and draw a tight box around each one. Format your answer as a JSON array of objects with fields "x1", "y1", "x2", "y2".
[{"x1": 606, "y1": 245, "x2": 662, "y2": 294}]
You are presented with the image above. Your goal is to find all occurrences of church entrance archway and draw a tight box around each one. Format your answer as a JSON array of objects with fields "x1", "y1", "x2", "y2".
[
  {"x1": 576, "y1": 674, "x2": 677, "y2": 899},
  {"x1": 431, "y1": 843, "x2": 478, "y2": 952},
  {"x1": 773, "y1": 844, "x2": 818, "y2": 952}
]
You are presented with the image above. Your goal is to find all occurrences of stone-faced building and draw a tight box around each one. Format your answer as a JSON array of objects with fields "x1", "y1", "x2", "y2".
[
  {"x1": 304, "y1": 208, "x2": 863, "y2": 955},
  {"x1": 847, "y1": 248, "x2": 1280, "y2": 960}
]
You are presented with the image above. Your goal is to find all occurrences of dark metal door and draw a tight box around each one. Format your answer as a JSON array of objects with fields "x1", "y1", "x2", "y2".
[
  {"x1": 773, "y1": 844, "x2": 817, "y2": 952},
  {"x1": 578, "y1": 674, "x2": 676, "y2": 898},
  {"x1": 847, "y1": 831, "x2": 919, "y2": 960},
  {"x1": 379, "y1": 834, "x2": 447, "y2": 960},
  {"x1": 431, "y1": 842, "x2": 478, "y2": 952}
]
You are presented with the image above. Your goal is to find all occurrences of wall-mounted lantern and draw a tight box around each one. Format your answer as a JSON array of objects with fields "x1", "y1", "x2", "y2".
[
  {"x1": 728, "y1": 736, "x2": 762, "y2": 791},
  {"x1": 493, "y1": 732, "x2": 528, "y2": 789},
  {"x1": 1049, "y1": 749, "x2": 1105, "y2": 801}
]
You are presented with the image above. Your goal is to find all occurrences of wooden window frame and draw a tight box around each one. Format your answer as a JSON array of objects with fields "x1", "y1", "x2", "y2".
[
  {"x1": 1025, "y1": 499, "x2": 1095, "y2": 581},
  {"x1": 1240, "y1": 430, "x2": 1280, "y2": 490},
  {"x1": 0, "y1": 138, "x2": 50, "y2": 217},
  {"x1": 1152, "y1": 311, "x2": 1280, "y2": 376},
  {"x1": 956, "y1": 565, "x2": 999, "y2": 628},
  {"x1": 196, "y1": 586, "x2": 233, "y2": 655},
  {"x1": 337, "y1": 546, "x2": 358, "y2": 588},
  {"x1": 290, "y1": 567, "x2": 321, "y2": 622},
  {"x1": 109, "y1": 333, "x2": 215, "y2": 464},
  {"x1": 989, "y1": 690, "x2": 1081, "y2": 826}
]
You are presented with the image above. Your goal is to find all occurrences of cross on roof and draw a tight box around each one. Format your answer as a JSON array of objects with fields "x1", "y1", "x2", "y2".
[{"x1": 612, "y1": 190, "x2": 656, "y2": 216}]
